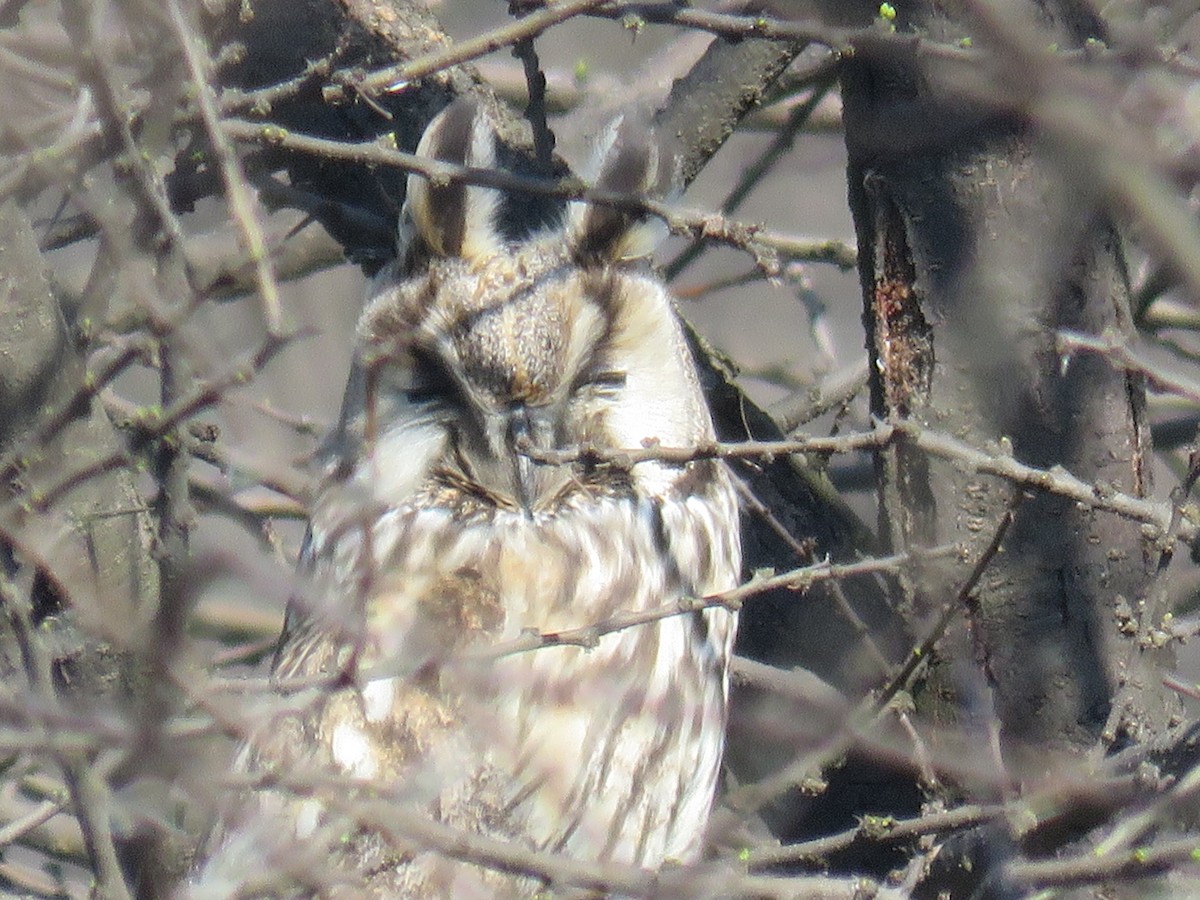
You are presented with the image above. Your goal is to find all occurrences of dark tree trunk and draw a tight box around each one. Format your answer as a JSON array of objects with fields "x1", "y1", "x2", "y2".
[{"x1": 839, "y1": 2, "x2": 1179, "y2": 760}]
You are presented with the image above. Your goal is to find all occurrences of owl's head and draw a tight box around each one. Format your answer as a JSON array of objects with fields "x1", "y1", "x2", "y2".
[{"x1": 351, "y1": 99, "x2": 716, "y2": 512}]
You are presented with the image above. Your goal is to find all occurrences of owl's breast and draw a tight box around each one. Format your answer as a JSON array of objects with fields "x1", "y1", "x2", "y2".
[
  {"x1": 365, "y1": 490, "x2": 669, "y2": 651},
  {"x1": 290, "y1": 464, "x2": 740, "y2": 875}
]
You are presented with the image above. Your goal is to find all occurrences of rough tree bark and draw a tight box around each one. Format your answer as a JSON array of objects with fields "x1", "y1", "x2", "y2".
[
  {"x1": 839, "y1": 0, "x2": 1179, "y2": 769},
  {"x1": 0, "y1": 203, "x2": 159, "y2": 687}
]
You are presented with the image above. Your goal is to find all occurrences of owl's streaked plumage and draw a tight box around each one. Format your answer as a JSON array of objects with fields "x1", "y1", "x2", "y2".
[{"x1": 201, "y1": 100, "x2": 741, "y2": 897}]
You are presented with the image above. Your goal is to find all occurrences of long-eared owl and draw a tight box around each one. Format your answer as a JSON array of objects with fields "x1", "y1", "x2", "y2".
[{"x1": 202, "y1": 98, "x2": 742, "y2": 897}]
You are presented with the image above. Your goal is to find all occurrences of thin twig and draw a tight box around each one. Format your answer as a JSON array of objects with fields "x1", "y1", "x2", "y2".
[
  {"x1": 60, "y1": 0, "x2": 188, "y2": 261},
  {"x1": 0, "y1": 337, "x2": 147, "y2": 487},
  {"x1": 16, "y1": 333, "x2": 295, "y2": 513},
  {"x1": 0, "y1": 859, "x2": 70, "y2": 899},
  {"x1": 1058, "y1": 330, "x2": 1200, "y2": 408},
  {"x1": 730, "y1": 471, "x2": 893, "y2": 677},
  {"x1": 725, "y1": 509, "x2": 1014, "y2": 815},
  {"x1": 770, "y1": 361, "x2": 870, "y2": 433},
  {"x1": 513, "y1": 421, "x2": 1189, "y2": 543},
  {"x1": 665, "y1": 60, "x2": 842, "y2": 281},
  {"x1": 747, "y1": 801, "x2": 1003, "y2": 868},
  {"x1": 357, "y1": 0, "x2": 611, "y2": 96},
  {"x1": 0, "y1": 574, "x2": 132, "y2": 900},
  {"x1": 469, "y1": 546, "x2": 955, "y2": 663},
  {"x1": 872, "y1": 495, "x2": 1019, "y2": 712},
  {"x1": 204, "y1": 546, "x2": 956, "y2": 698},
  {"x1": 0, "y1": 799, "x2": 66, "y2": 849},
  {"x1": 509, "y1": 1, "x2": 554, "y2": 170},
  {"x1": 1004, "y1": 833, "x2": 1200, "y2": 890},
  {"x1": 220, "y1": 119, "x2": 856, "y2": 274},
  {"x1": 168, "y1": 0, "x2": 284, "y2": 334}
]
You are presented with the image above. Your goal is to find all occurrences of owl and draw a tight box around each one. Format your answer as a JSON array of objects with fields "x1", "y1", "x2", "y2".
[{"x1": 199, "y1": 99, "x2": 741, "y2": 897}]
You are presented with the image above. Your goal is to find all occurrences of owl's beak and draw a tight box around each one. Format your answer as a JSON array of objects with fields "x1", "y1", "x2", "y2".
[
  {"x1": 483, "y1": 402, "x2": 557, "y2": 514},
  {"x1": 509, "y1": 410, "x2": 534, "y2": 512},
  {"x1": 505, "y1": 405, "x2": 540, "y2": 514}
]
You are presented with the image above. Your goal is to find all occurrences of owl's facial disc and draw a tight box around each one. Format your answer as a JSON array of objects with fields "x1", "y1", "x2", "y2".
[{"x1": 414, "y1": 260, "x2": 609, "y2": 512}]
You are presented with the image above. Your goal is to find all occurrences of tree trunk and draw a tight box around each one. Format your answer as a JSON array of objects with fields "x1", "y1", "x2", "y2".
[{"x1": 839, "y1": 2, "x2": 1179, "y2": 760}]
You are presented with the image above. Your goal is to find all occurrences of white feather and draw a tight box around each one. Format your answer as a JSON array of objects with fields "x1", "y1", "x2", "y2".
[{"x1": 331, "y1": 722, "x2": 378, "y2": 779}]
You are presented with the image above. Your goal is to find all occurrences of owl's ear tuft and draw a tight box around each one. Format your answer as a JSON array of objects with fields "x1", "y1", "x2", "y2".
[
  {"x1": 569, "y1": 114, "x2": 678, "y2": 264},
  {"x1": 402, "y1": 99, "x2": 504, "y2": 261}
]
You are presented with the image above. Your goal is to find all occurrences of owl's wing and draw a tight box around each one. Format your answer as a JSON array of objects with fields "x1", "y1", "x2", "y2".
[
  {"x1": 270, "y1": 525, "x2": 340, "y2": 680},
  {"x1": 271, "y1": 255, "x2": 451, "y2": 680},
  {"x1": 270, "y1": 366, "x2": 364, "y2": 682}
]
